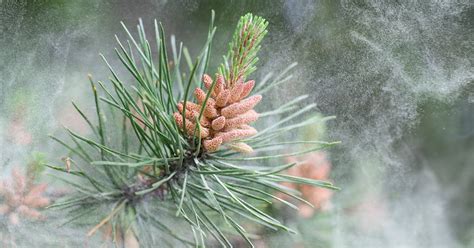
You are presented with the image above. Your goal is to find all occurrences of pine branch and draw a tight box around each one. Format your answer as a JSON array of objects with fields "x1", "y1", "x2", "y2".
[{"x1": 46, "y1": 10, "x2": 339, "y2": 247}]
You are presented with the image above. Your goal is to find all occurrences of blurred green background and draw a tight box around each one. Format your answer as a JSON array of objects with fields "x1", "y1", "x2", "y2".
[{"x1": 1, "y1": 0, "x2": 473, "y2": 247}]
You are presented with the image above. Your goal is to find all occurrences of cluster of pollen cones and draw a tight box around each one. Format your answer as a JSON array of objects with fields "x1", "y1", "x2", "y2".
[
  {"x1": 278, "y1": 152, "x2": 333, "y2": 218},
  {"x1": 0, "y1": 169, "x2": 50, "y2": 225},
  {"x1": 174, "y1": 74, "x2": 262, "y2": 153}
]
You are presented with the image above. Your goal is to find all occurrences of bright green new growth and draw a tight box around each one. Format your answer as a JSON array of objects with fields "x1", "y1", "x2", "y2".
[
  {"x1": 46, "y1": 11, "x2": 339, "y2": 247},
  {"x1": 220, "y1": 13, "x2": 268, "y2": 86}
]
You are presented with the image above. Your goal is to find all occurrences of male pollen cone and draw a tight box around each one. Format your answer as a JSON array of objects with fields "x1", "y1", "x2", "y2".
[
  {"x1": 174, "y1": 74, "x2": 261, "y2": 153},
  {"x1": 0, "y1": 168, "x2": 50, "y2": 225}
]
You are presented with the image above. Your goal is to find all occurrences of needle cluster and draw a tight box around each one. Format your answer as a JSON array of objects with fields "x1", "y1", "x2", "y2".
[{"x1": 47, "y1": 11, "x2": 339, "y2": 247}]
